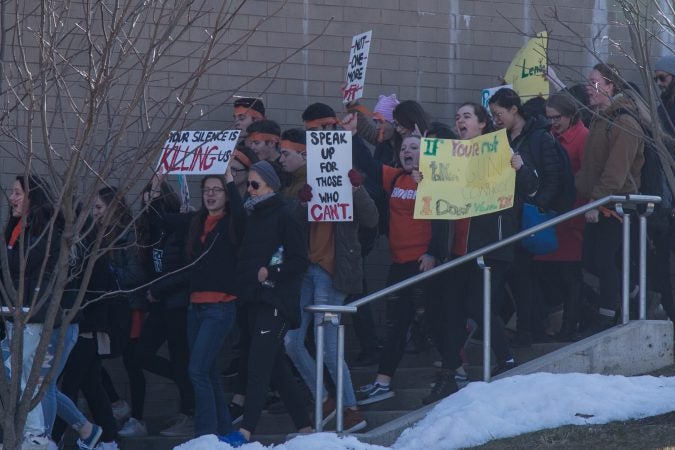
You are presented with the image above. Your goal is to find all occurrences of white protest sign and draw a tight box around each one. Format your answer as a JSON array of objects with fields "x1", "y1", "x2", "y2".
[
  {"x1": 306, "y1": 130, "x2": 354, "y2": 222},
  {"x1": 156, "y1": 130, "x2": 240, "y2": 175},
  {"x1": 343, "y1": 30, "x2": 372, "y2": 104},
  {"x1": 481, "y1": 84, "x2": 513, "y2": 113}
]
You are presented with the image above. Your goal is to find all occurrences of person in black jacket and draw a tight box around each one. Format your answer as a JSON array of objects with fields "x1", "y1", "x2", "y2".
[
  {"x1": 54, "y1": 186, "x2": 145, "y2": 449},
  {"x1": 489, "y1": 88, "x2": 565, "y2": 348},
  {"x1": 219, "y1": 161, "x2": 311, "y2": 448},
  {"x1": 148, "y1": 170, "x2": 244, "y2": 438},
  {"x1": 133, "y1": 180, "x2": 195, "y2": 437},
  {"x1": 1, "y1": 174, "x2": 63, "y2": 448}
]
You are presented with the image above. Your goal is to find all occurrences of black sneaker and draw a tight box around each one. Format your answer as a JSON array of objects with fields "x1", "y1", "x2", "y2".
[
  {"x1": 229, "y1": 402, "x2": 244, "y2": 425},
  {"x1": 492, "y1": 360, "x2": 518, "y2": 377},
  {"x1": 422, "y1": 369, "x2": 458, "y2": 405},
  {"x1": 356, "y1": 382, "x2": 394, "y2": 406}
]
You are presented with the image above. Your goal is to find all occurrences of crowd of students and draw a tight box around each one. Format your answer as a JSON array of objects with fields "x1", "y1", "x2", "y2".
[{"x1": 4, "y1": 55, "x2": 675, "y2": 449}]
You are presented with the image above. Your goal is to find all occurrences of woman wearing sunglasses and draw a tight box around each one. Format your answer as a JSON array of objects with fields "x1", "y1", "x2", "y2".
[
  {"x1": 148, "y1": 169, "x2": 245, "y2": 438},
  {"x1": 219, "y1": 161, "x2": 311, "y2": 447}
]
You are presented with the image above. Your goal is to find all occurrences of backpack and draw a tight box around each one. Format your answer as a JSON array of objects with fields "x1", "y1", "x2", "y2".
[
  {"x1": 525, "y1": 129, "x2": 577, "y2": 213},
  {"x1": 609, "y1": 108, "x2": 673, "y2": 230}
]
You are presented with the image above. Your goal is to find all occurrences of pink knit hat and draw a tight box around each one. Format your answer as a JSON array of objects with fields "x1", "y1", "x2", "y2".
[{"x1": 373, "y1": 94, "x2": 399, "y2": 123}]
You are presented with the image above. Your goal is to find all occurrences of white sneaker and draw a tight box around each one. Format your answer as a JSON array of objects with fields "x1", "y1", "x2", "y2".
[
  {"x1": 118, "y1": 417, "x2": 148, "y2": 437},
  {"x1": 111, "y1": 400, "x2": 131, "y2": 421},
  {"x1": 160, "y1": 413, "x2": 195, "y2": 437},
  {"x1": 21, "y1": 434, "x2": 49, "y2": 450},
  {"x1": 95, "y1": 442, "x2": 119, "y2": 450}
]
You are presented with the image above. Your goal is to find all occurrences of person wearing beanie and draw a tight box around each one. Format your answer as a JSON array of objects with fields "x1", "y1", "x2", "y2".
[
  {"x1": 654, "y1": 55, "x2": 675, "y2": 136},
  {"x1": 220, "y1": 157, "x2": 311, "y2": 447},
  {"x1": 233, "y1": 97, "x2": 265, "y2": 136},
  {"x1": 249, "y1": 160, "x2": 281, "y2": 192}
]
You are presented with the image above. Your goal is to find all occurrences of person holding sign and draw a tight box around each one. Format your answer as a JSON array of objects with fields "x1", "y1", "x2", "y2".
[
  {"x1": 281, "y1": 103, "x2": 377, "y2": 433},
  {"x1": 419, "y1": 104, "x2": 520, "y2": 404},
  {"x1": 348, "y1": 116, "x2": 449, "y2": 406},
  {"x1": 489, "y1": 87, "x2": 568, "y2": 348},
  {"x1": 219, "y1": 161, "x2": 312, "y2": 447}
]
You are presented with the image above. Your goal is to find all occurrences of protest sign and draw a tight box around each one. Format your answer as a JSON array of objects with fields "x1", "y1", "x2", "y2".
[
  {"x1": 504, "y1": 31, "x2": 549, "y2": 100},
  {"x1": 343, "y1": 30, "x2": 372, "y2": 104},
  {"x1": 481, "y1": 84, "x2": 513, "y2": 114},
  {"x1": 306, "y1": 130, "x2": 354, "y2": 222},
  {"x1": 157, "y1": 130, "x2": 240, "y2": 175},
  {"x1": 414, "y1": 129, "x2": 515, "y2": 220}
]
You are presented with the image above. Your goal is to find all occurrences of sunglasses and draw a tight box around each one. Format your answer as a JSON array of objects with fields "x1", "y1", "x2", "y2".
[
  {"x1": 654, "y1": 74, "x2": 670, "y2": 83},
  {"x1": 247, "y1": 180, "x2": 260, "y2": 190}
]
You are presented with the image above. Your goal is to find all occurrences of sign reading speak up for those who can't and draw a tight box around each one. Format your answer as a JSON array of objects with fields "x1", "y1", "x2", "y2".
[{"x1": 306, "y1": 130, "x2": 354, "y2": 222}]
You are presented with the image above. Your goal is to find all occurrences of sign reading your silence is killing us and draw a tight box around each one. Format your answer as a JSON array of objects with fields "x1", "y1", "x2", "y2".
[{"x1": 156, "y1": 130, "x2": 240, "y2": 175}]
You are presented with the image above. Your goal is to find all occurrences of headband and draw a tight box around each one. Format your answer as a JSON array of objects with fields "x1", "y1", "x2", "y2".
[
  {"x1": 280, "y1": 140, "x2": 307, "y2": 153},
  {"x1": 303, "y1": 116, "x2": 339, "y2": 129},
  {"x1": 247, "y1": 132, "x2": 280, "y2": 143},
  {"x1": 233, "y1": 150, "x2": 252, "y2": 168},
  {"x1": 234, "y1": 106, "x2": 264, "y2": 120}
]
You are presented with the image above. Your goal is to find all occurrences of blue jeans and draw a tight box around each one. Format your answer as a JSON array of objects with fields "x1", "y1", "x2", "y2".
[
  {"x1": 187, "y1": 302, "x2": 235, "y2": 436},
  {"x1": 284, "y1": 264, "x2": 357, "y2": 408},
  {"x1": 42, "y1": 324, "x2": 87, "y2": 434}
]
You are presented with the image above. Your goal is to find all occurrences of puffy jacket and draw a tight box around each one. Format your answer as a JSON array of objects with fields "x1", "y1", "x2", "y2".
[
  {"x1": 510, "y1": 116, "x2": 564, "y2": 211},
  {"x1": 236, "y1": 194, "x2": 308, "y2": 328}
]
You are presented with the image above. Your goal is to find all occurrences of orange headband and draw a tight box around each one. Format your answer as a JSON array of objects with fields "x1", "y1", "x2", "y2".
[
  {"x1": 233, "y1": 150, "x2": 252, "y2": 168},
  {"x1": 247, "y1": 132, "x2": 280, "y2": 143},
  {"x1": 280, "y1": 140, "x2": 306, "y2": 153},
  {"x1": 234, "y1": 106, "x2": 264, "y2": 120},
  {"x1": 304, "y1": 117, "x2": 339, "y2": 129}
]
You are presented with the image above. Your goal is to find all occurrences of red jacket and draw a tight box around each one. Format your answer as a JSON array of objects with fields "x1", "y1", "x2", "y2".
[{"x1": 536, "y1": 120, "x2": 588, "y2": 262}]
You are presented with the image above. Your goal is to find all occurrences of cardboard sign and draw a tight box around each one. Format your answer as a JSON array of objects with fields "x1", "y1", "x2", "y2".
[
  {"x1": 343, "y1": 31, "x2": 372, "y2": 104},
  {"x1": 157, "y1": 130, "x2": 240, "y2": 175},
  {"x1": 414, "y1": 130, "x2": 515, "y2": 220},
  {"x1": 481, "y1": 84, "x2": 513, "y2": 113},
  {"x1": 306, "y1": 131, "x2": 354, "y2": 222},
  {"x1": 504, "y1": 31, "x2": 549, "y2": 100}
]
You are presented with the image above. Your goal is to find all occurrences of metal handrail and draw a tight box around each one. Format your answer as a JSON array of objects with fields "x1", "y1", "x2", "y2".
[{"x1": 306, "y1": 193, "x2": 660, "y2": 433}]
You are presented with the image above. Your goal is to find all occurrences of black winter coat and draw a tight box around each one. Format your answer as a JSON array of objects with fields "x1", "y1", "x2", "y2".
[
  {"x1": 150, "y1": 182, "x2": 244, "y2": 301},
  {"x1": 511, "y1": 116, "x2": 564, "y2": 212},
  {"x1": 236, "y1": 194, "x2": 308, "y2": 328}
]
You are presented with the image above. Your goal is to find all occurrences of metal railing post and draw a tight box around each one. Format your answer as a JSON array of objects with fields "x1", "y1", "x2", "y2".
[
  {"x1": 314, "y1": 317, "x2": 325, "y2": 432},
  {"x1": 477, "y1": 257, "x2": 491, "y2": 382},
  {"x1": 637, "y1": 202, "x2": 654, "y2": 320},
  {"x1": 336, "y1": 323, "x2": 345, "y2": 433},
  {"x1": 617, "y1": 204, "x2": 631, "y2": 325}
]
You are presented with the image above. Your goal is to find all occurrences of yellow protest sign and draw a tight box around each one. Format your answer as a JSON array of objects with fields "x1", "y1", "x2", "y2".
[
  {"x1": 504, "y1": 31, "x2": 549, "y2": 100},
  {"x1": 414, "y1": 130, "x2": 515, "y2": 220}
]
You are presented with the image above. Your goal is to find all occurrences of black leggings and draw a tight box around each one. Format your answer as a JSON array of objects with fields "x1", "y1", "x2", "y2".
[
  {"x1": 101, "y1": 339, "x2": 145, "y2": 420},
  {"x1": 377, "y1": 261, "x2": 436, "y2": 378},
  {"x1": 432, "y1": 258, "x2": 513, "y2": 369},
  {"x1": 53, "y1": 336, "x2": 117, "y2": 443},
  {"x1": 134, "y1": 306, "x2": 194, "y2": 415},
  {"x1": 583, "y1": 215, "x2": 623, "y2": 311},
  {"x1": 241, "y1": 305, "x2": 310, "y2": 434}
]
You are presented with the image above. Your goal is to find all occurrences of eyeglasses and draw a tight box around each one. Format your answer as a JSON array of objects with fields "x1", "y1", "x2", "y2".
[
  {"x1": 231, "y1": 167, "x2": 247, "y2": 174},
  {"x1": 547, "y1": 114, "x2": 563, "y2": 122},
  {"x1": 654, "y1": 74, "x2": 670, "y2": 83},
  {"x1": 202, "y1": 187, "x2": 225, "y2": 195},
  {"x1": 247, "y1": 180, "x2": 260, "y2": 190},
  {"x1": 492, "y1": 111, "x2": 504, "y2": 119}
]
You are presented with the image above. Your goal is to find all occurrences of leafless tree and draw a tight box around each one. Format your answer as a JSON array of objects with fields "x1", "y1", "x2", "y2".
[{"x1": 0, "y1": 0, "x2": 328, "y2": 447}]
